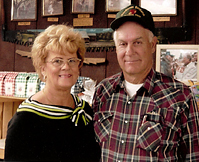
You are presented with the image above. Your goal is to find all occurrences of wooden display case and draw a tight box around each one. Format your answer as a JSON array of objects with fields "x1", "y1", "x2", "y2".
[{"x1": 0, "y1": 96, "x2": 25, "y2": 159}]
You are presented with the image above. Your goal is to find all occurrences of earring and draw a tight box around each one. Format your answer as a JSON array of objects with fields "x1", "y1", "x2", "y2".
[{"x1": 43, "y1": 75, "x2": 47, "y2": 82}]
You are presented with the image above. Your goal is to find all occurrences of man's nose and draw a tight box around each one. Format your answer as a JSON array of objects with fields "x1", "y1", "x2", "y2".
[{"x1": 125, "y1": 44, "x2": 135, "y2": 55}]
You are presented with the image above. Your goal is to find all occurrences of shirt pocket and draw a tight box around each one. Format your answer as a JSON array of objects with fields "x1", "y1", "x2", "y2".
[
  {"x1": 93, "y1": 111, "x2": 114, "y2": 143},
  {"x1": 136, "y1": 113, "x2": 163, "y2": 152}
]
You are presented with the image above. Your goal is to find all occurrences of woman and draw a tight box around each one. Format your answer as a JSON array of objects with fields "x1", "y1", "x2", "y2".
[{"x1": 4, "y1": 24, "x2": 101, "y2": 162}]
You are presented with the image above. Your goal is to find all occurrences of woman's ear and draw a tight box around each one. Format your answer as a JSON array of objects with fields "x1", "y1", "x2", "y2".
[
  {"x1": 41, "y1": 65, "x2": 46, "y2": 78},
  {"x1": 41, "y1": 65, "x2": 45, "y2": 74}
]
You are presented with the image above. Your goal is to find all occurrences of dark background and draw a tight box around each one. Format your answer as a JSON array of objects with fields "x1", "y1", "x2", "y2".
[{"x1": 0, "y1": 0, "x2": 198, "y2": 83}]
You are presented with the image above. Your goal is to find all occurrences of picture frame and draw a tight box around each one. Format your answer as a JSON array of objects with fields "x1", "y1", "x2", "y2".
[
  {"x1": 11, "y1": 0, "x2": 37, "y2": 21},
  {"x1": 156, "y1": 44, "x2": 199, "y2": 85},
  {"x1": 106, "y1": 0, "x2": 131, "y2": 12},
  {"x1": 42, "y1": 0, "x2": 63, "y2": 16},
  {"x1": 139, "y1": 0, "x2": 177, "y2": 16},
  {"x1": 72, "y1": 0, "x2": 95, "y2": 14}
]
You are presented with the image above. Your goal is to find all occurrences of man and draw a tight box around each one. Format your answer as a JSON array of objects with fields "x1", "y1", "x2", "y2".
[
  {"x1": 92, "y1": 4, "x2": 199, "y2": 162},
  {"x1": 192, "y1": 52, "x2": 198, "y2": 66},
  {"x1": 181, "y1": 53, "x2": 197, "y2": 80},
  {"x1": 161, "y1": 51, "x2": 174, "y2": 77}
]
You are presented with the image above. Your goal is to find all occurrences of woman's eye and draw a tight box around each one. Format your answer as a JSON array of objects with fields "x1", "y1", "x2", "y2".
[
  {"x1": 54, "y1": 59, "x2": 62, "y2": 64},
  {"x1": 68, "y1": 59, "x2": 75, "y2": 63}
]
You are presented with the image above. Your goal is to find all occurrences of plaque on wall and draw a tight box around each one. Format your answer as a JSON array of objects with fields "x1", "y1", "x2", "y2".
[{"x1": 73, "y1": 17, "x2": 93, "y2": 26}]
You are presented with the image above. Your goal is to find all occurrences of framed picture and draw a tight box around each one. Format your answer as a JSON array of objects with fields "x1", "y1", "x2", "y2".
[
  {"x1": 72, "y1": 0, "x2": 95, "y2": 14},
  {"x1": 156, "y1": 44, "x2": 199, "y2": 85},
  {"x1": 11, "y1": 0, "x2": 37, "y2": 21},
  {"x1": 42, "y1": 0, "x2": 63, "y2": 16},
  {"x1": 106, "y1": 0, "x2": 131, "y2": 12},
  {"x1": 140, "y1": 0, "x2": 177, "y2": 16}
]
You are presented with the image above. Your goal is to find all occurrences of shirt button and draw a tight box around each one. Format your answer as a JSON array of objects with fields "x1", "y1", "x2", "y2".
[
  {"x1": 148, "y1": 127, "x2": 151, "y2": 130},
  {"x1": 124, "y1": 120, "x2": 128, "y2": 124},
  {"x1": 127, "y1": 101, "x2": 131, "y2": 104},
  {"x1": 121, "y1": 140, "x2": 124, "y2": 143}
]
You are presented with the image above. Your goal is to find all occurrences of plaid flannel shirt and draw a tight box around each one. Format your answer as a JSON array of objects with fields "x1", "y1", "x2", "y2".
[{"x1": 92, "y1": 69, "x2": 199, "y2": 162}]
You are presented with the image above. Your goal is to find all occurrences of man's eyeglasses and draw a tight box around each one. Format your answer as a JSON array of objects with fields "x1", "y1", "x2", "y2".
[{"x1": 46, "y1": 58, "x2": 81, "y2": 67}]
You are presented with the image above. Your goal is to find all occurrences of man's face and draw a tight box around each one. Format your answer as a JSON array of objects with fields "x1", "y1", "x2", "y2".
[
  {"x1": 182, "y1": 56, "x2": 190, "y2": 66},
  {"x1": 166, "y1": 55, "x2": 172, "y2": 62},
  {"x1": 114, "y1": 21, "x2": 157, "y2": 83},
  {"x1": 194, "y1": 53, "x2": 198, "y2": 61}
]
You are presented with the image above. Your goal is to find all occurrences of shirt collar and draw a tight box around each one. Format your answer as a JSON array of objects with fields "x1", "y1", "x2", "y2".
[
  {"x1": 112, "y1": 72, "x2": 125, "y2": 92},
  {"x1": 143, "y1": 69, "x2": 157, "y2": 95},
  {"x1": 115, "y1": 69, "x2": 159, "y2": 95}
]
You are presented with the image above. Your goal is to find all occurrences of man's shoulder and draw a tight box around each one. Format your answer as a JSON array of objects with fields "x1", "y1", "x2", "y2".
[
  {"x1": 155, "y1": 71, "x2": 191, "y2": 93},
  {"x1": 98, "y1": 72, "x2": 121, "y2": 86},
  {"x1": 94, "y1": 72, "x2": 122, "y2": 97}
]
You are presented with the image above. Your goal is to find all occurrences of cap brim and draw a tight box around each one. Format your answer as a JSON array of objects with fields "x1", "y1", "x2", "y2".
[{"x1": 110, "y1": 16, "x2": 147, "y2": 31}]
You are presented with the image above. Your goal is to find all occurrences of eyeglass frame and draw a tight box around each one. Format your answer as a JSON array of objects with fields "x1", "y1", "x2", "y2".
[{"x1": 45, "y1": 57, "x2": 82, "y2": 68}]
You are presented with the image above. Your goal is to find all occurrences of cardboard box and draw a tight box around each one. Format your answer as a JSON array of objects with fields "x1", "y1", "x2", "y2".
[
  {"x1": 4, "y1": 72, "x2": 18, "y2": 96},
  {"x1": 0, "y1": 72, "x2": 8, "y2": 96},
  {"x1": 26, "y1": 73, "x2": 41, "y2": 97},
  {"x1": 15, "y1": 72, "x2": 29, "y2": 98}
]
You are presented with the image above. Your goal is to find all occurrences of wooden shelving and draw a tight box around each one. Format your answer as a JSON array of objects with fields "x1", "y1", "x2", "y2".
[{"x1": 0, "y1": 96, "x2": 26, "y2": 159}]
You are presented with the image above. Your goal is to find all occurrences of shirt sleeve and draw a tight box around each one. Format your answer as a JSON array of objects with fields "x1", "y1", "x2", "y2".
[{"x1": 181, "y1": 93, "x2": 199, "y2": 161}]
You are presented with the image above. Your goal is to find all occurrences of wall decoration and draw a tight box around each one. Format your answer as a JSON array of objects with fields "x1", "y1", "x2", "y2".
[
  {"x1": 72, "y1": 0, "x2": 95, "y2": 14},
  {"x1": 140, "y1": 0, "x2": 177, "y2": 16},
  {"x1": 156, "y1": 44, "x2": 199, "y2": 85},
  {"x1": 11, "y1": 0, "x2": 37, "y2": 21},
  {"x1": 106, "y1": 0, "x2": 131, "y2": 12},
  {"x1": 42, "y1": 0, "x2": 63, "y2": 16}
]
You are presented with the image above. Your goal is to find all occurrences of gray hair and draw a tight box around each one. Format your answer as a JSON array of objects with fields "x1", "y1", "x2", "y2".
[
  {"x1": 183, "y1": 53, "x2": 192, "y2": 61},
  {"x1": 113, "y1": 28, "x2": 154, "y2": 43}
]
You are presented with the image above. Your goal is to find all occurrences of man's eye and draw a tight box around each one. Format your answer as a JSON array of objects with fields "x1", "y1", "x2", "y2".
[
  {"x1": 134, "y1": 41, "x2": 142, "y2": 45},
  {"x1": 119, "y1": 42, "x2": 126, "y2": 46}
]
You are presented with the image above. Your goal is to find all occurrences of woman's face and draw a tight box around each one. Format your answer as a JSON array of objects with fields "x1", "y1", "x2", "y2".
[{"x1": 42, "y1": 50, "x2": 80, "y2": 91}]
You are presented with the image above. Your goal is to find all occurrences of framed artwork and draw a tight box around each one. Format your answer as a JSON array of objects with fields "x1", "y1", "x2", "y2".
[
  {"x1": 11, "y1": 0, "x2": 37, "y2": 21},
  {"x1": 156, "y1": 44, "x2": 199, "y2": 85},
  {"x1": 42, "y1": 0, "x2": 63, "y2": 16},
  {"x1": 106, "y1": 0, "x2": 131, "y2": 12},
  {"x1": 72, "y1": 0, "x2": 95, "y2": 14},
  {"x1": 140, "y1": 0, "x2": 177, "y2": 16}
]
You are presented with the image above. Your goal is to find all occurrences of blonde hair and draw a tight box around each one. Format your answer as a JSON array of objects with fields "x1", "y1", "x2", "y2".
[{"x1": 31, "y1": 24, "x2": 86, "y2": 80}]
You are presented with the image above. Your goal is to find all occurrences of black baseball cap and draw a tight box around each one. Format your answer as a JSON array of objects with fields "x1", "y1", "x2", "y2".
[{"x1": 110, "y1": 4, "x2": 155, "y2": 35}]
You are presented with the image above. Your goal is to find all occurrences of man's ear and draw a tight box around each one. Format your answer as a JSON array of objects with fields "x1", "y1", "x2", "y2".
[{"x1": 151, "y1": 36, "x2": 157, "y2": 53}]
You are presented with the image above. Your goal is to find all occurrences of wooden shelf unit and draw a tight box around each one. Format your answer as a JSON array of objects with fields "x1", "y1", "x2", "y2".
[{"x1": 0, "y1": 95, "x2": 25, "y2": 159}]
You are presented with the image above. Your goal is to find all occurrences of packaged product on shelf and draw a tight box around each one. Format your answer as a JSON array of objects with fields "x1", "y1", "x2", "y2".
[
  {"x1": 39, "y1": 81, "x2": 45, "y2": 91},
  {"x1": 4, "y1": 72, "x2": 18, "y2": 96},
  {"x1": 26, "y1": 73, "x2": 41, "y2": 97},
  {"x1": 0, "y1": 71, "x2": 8, "y2": 96},
  {"x1": 77, "y1": 78, "x2": 97, "y2": 105},
  {"x1": 70, "y1": 76, "x2": 90, "y2": 95},
  {"x1": 15, "y1": 72, "x2": 29, "y2": 98}
]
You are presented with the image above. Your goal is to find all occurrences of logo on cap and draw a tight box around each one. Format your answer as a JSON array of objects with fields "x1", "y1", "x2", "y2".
[{"x1": 130, "y1": 9, "x2": 137, "y2": 15}]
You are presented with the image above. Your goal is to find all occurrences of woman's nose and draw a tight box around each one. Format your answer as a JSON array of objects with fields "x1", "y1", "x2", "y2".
[{"x1": 61, "y1": 61, "x2": 70, "y2": 69}]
